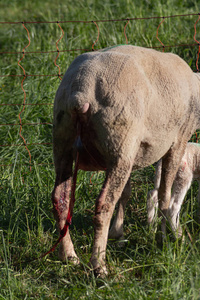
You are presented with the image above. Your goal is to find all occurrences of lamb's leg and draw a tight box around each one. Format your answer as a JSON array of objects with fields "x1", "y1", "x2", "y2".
[
  {"x1": 108, "y1": 177, "x2": 131, "y2": 242},
  {"x1": 51, "y1": 125, "x2": 79, "y2": 263},
  {"x1": 90, "y1": 159, "x2": 132, "y2": 276},
  {"x1": 154, "y1": 159, "x2": 162, "y2": 189},
  {"x1": 147, "y1": 189, "x2": 159, "y2": 225},
  {"x1": 168, "y1": 173, "x2": 192, "y2": 238},
  {"x1": 158, "y1": 140, "x2": 187, "y2": 239},
  {"x1": 147, "y1": 159, "x2": 162, "y2": 225}
]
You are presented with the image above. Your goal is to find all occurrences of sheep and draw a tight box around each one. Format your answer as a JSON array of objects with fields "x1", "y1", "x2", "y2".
[
  {"x1": 52, "y1": 45, "x2": 200, "y2": 276},
  {"x1": 147, "y1": 142, "x2": 200, "y2": 237}
]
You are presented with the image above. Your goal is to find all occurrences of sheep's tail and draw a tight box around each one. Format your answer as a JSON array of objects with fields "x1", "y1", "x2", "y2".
[{"x1": 68, "y1": 92, "x2": 90, "y2": 116}]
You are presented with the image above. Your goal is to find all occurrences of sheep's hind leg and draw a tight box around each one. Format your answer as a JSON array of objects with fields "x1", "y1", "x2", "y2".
[
  {"x1": 52, "y1": 125, "x2": 79, "y2": 264},
  {"x1": 108, "y1": 177, "x2": 131, "y2": 245},
  {"x1": 90, "y1": 159, "x2": 132, "y2": 277}
]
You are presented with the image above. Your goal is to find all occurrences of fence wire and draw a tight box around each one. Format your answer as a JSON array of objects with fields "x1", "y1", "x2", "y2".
[{"x1": 1, "y1": 13, "x2": 200, "y2": 170}]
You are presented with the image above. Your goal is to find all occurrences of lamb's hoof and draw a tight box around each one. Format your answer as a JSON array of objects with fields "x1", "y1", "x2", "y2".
[
  {"x1": 176, "y1": 228, "x2": 186, "y2": 243},
  {"x1": 155, "y1": 229, "x2": 165, "y2": 248},
  {"x1": 171, "y1": 225, "x2": 185, "y2": 242},
  {"x1": 177, "y1": 226, "x2": 184, "y2": 239},
  {"x1": 148, "y1": 221, "x2": 158, "y2": 234}
]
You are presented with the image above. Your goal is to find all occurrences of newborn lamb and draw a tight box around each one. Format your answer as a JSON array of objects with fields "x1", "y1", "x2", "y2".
[{"x1": 147, "y1": 142, "x2": 200, "y2": 237}]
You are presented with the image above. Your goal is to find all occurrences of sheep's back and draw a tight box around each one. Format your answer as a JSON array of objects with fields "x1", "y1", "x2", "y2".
[{"x1": 53, "y1": 45, "x2": 200, "y2": 168}]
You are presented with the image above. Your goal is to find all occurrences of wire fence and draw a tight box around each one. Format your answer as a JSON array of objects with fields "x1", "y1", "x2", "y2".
[{"x1": 1, "y1": 13, "x2": 200, "y2": 171}]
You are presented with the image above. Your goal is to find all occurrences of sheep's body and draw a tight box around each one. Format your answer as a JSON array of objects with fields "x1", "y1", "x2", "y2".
[
  {"x1": 147, "y1": 142, "x2": 200, "y2": 236},
  {"x1": 52, "y1": 45, "x2": 200, "y2": 276}
]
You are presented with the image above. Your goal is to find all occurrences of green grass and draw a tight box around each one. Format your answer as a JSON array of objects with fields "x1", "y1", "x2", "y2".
[{"x1": 1, "y1": 0, "x2": 200, "y2": 299}]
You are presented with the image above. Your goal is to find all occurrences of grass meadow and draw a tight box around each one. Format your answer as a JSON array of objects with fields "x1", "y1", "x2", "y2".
[{"x1": 1, "y1": 0, "x2": 200, "y2": 298}]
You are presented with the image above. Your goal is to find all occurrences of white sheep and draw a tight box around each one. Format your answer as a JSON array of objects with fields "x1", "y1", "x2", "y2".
[
  {"x1": 147, "y1": 142, "x2": 200, "y2": 237},
  {"x1": 52, "y1": 45, "x2": 200, "y2": 276}
]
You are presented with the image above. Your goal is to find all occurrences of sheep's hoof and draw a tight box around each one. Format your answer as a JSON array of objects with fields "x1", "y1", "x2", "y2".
[
  {"x1": 59, "y1": 250, "x2": 80, "y2": 265},
  {"x1": 90, "y1": 259, "x2": 108, "y2": 278},
  {"x1": 108, "y1": 228, "x2": 127, "y2": 247},
  {"x1": 116, "y1": 236, "x2": 127, "y2": 248},
  {"x1": 61, "y1": 255, "x2": 80, "y2": 265},
  {"x1": 60, "y1": 255, "x2": 80, "y2": 265},
  {"x1": 108, "y1": 235, "x2": 126, "y2": 248},
  {"x1": 108, "y1": 228, "x2": 124, "y2": 243},
  {"x1": 67, "y1": 256, "x2": 80, "y2": 265},
  {"x1": 93, "y1": 265, "x2": 108, "y2": 278}
]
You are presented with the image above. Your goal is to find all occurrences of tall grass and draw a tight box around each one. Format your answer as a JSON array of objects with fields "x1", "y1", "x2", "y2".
[{"x1": 1, "y1": 0, "x2": 200, "y2": 299}]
